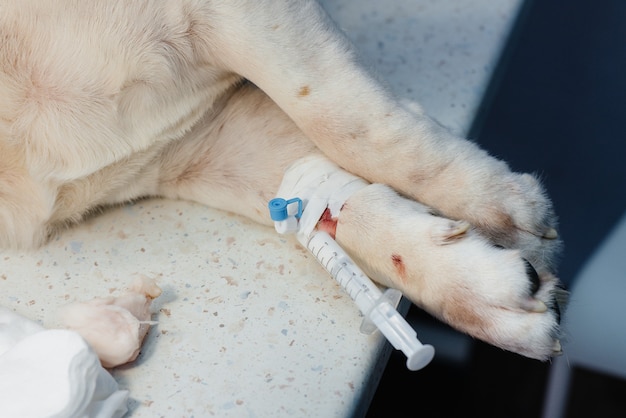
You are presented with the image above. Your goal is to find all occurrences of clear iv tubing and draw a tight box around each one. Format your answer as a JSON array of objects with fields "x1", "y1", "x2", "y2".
[{"x1": 298, "y1": 231, "x2": 435, "y2": 371}]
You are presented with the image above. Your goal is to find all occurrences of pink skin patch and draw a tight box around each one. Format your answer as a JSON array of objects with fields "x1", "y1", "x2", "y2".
[{"x1": 316, "y1": 208, "x2": 338, "y2": 238}]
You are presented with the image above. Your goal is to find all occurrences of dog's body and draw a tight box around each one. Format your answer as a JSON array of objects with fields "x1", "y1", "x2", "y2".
[{"x1": 0, "y1": 0, "x2": 563, "y2": 360}]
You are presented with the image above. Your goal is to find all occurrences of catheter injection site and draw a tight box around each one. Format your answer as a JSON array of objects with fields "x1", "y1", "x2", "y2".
[{"x1": 268, "y1": 197, "x2": 435, "y2": 371}]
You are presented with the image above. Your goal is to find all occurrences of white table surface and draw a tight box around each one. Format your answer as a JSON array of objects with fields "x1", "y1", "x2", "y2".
[{"x1": 0, "y1": 1, "x2": 522, "y2": 416}]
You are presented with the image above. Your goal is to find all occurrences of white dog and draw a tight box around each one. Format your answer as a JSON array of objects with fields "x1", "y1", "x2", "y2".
[{"x1": 0, "y1": 0, "x2": 564, "y2": 360}]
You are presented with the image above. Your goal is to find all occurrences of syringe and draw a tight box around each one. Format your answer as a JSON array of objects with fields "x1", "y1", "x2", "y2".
[{"x1": 268, "y1": 198, "x2": 435, "y2": 371}]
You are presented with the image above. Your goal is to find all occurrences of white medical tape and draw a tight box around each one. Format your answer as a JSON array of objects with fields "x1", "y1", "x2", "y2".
[{"x1": 276, "y1": 155, "x2": 369, "y2": 238}]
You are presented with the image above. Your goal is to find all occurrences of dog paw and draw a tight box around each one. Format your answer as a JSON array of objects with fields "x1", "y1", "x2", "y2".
[
  {"x1": 334, "y1": 184, "x2": 564, "y2": 360},
  {"x1": 416, "y1": 164, "x2": 561, "y2": 275},
  {"x1": 471, "y1": 171, "x2": 561, "y2": 274},
  {"x1": 378, "y1": 125, "x2": 562, "y2": 273}
]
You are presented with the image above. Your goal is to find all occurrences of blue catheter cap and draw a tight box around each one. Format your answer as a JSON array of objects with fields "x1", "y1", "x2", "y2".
[{"x1": 268, "y1": 197, "x2": 302, "y2": 221}]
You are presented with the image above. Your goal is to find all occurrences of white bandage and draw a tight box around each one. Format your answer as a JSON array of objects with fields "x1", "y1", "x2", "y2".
[{"x1": 276, "y1": 155, "x2": 369, "y2": 238}]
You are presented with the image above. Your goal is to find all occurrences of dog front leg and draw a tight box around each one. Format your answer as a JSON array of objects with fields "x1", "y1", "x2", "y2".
[
  {"x1": 332, "y1": 183, "x2": 563, "y2": 361},
  {"x1": 206, "y1": 0, "x2": 560, "y2": 272}
]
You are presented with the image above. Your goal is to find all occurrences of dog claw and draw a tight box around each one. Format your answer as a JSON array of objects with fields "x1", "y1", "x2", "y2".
[
  {"x1": 552, "y1": 339, "x2": 562, "y2": 355},
  {"x1": 521, "y1": 297, "x2": 548, "y2": 313},
  {"x1": 431, "y1": 220, "x2": 471, "y2": 245},
  {"x1": 543, "y1": 228, "x2": 558, "y2": 239}
]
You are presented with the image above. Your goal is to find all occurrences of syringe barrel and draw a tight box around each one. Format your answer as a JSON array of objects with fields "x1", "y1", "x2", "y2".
[
  {"x1": 299, "y1": 231, "x2": 382, "y2": 314},
  {"x1": 300, "y1": 231, "x2": 435, "y2": 370}
]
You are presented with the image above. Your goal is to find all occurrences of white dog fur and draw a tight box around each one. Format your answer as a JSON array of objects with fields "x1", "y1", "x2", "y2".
[{"x1": 0, "y1": 0, "x2": 563, "y2": 360}]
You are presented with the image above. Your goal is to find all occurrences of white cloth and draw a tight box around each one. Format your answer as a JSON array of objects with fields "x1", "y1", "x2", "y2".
[{"x1": 0, "y1": 307, "x2": 128, "y2": 418}]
